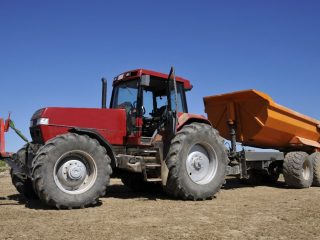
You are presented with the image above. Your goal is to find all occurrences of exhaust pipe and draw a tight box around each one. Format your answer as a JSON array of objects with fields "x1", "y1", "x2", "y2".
[{"x1": 101, "y1": 78, "x2": 107, "y2": 108}]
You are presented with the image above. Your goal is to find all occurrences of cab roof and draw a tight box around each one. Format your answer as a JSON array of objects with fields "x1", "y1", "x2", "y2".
[{"x1": 113, "y1": 69, "x2": 193, "y2": 91}]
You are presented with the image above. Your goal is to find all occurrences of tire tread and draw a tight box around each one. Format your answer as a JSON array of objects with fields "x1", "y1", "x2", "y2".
[{"x1": 283, "y1": 151, "x2": 312, "y2": 188}]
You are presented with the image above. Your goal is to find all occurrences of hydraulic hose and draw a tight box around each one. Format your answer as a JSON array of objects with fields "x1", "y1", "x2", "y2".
[{"x1": 9, "y1": 120, "x2": 28, "y2": 143}]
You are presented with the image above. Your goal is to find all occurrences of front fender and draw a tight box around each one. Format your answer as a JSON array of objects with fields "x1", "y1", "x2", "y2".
[{"x1": 69, "y1": 128, "x2": 117, "y2": 168}]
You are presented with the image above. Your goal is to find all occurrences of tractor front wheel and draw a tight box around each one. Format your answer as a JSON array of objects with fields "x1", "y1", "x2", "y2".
[
  {"x1": 10, "y1": 146, "x2": 38, "y2": 199},
  {"x1": 32, "y1": 133, "x2": 112, "y2": 209}
]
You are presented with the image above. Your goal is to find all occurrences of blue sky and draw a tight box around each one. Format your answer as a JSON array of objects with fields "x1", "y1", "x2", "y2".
[{"x1": 1, "y1": 0, "x2": 320, "y2": 151}]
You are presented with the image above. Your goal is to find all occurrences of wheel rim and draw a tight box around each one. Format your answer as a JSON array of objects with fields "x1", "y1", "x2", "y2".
[
  {"x1": 186, "y1": 144, "x2": 218, "y2": 185},
  {"x1": 53, "y1": 150, "x2": 97, "y2": 194},
  {"x1": 302, "y1": 160, "x2": 311, "y2": 180}
]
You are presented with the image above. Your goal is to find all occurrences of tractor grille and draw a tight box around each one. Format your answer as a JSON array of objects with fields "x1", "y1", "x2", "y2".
[{"x1": 30, "y1": 127, "x2": 44, "y2": 144}]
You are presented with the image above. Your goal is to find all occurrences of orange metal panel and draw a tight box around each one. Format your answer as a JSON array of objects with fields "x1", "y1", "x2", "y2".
[{"x1": 204, "y1": 89, "x2": 320, "y2": 151}]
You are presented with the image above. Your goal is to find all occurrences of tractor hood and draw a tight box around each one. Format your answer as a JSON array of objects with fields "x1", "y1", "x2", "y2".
[{"x1": 30, "y1": 107, "x2": 127, "y2": 145}]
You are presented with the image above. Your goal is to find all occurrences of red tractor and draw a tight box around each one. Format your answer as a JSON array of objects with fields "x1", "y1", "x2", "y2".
[
  {"x1": 3, "y1": 67, "x2": 318, "y2": 209},
  {"x1": 2, "y1": 67, "x2": 228, "y2": 208}
]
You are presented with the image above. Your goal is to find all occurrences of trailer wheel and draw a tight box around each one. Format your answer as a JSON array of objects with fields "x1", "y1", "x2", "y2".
[
  {"x1": 308, "y1": 152, "x2": 320, "y2": 186},
  {"x1": 283, "y1": 152, "x2": 313, "y2": 188},
  {"x1": 10, "y1": 146, "x2": 38, "y2": 199},
  {"x1": 165, "y1": 123, "x2": 228, "y2": 200},
  {"x1": 32, "y1": 133, "x2": 112, "y2": 209},
  {"x1": 121, "y1": 173, "x2": 161, "y2": 192}
]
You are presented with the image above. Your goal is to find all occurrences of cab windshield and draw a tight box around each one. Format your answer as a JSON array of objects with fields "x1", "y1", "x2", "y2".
[
  {"x1": 111, "y1": 78, "x2": 187, "y2": 114},
  {"x1": 111, "y1": 80, "x2": 138, "y2": 111},
  {"x1": 111, "y1": 77, "x2": 188, "y2": 137}
]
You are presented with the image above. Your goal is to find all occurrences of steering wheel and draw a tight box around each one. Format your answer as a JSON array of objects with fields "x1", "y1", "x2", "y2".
[
  {"x1": 132, "y1": 101, "x2": 146, "y2": 115},
  {"x1": 141, "y1": 105, "x2": 146, "y2": 115},
  {"x1": 132, "y1": 101, "x2": 137, "y2": 109}
]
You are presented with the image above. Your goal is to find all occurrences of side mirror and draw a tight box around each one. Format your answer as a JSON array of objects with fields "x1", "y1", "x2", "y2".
[{"x1": 141, "y1": 75, "x2": 150, "y2": 87}]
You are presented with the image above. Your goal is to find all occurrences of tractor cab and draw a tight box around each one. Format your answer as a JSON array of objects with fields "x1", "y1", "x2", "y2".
[{"x1": 110, "y1": 69, "x2": 192, "y2": 144}]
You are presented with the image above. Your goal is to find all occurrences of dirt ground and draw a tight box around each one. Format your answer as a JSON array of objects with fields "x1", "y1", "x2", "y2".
[{"x1": 0, "y1": 171, "x2": 319, "y2": 240}]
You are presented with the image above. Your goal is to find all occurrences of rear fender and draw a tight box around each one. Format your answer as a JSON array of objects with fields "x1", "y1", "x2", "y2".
[{"x1": 177, "y1": 113, "x2": 211, "y2": 130}]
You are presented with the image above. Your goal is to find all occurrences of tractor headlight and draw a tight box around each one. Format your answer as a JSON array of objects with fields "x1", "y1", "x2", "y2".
[{"x1": 30, "y1": 118, "x2": 49, "y2": 127}]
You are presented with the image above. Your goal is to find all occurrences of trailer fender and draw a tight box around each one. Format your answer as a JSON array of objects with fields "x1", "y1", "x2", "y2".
[{"x1": 69, "y1": 128, "x2": 117, "y2": 168}]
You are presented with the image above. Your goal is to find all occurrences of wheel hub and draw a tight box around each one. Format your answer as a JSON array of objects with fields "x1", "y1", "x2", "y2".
[
  {"x1": 67, "y1": 161, "x2": 86, "y2": 180},
  {"x1": 53, "y1": 151, "x2": 98, "y2": 195},
  {"x1": 192, "y1": 156, "x2": 203, "y2": 170},
  {"x1": 58, "y1": 160, "x2": 87, "y2": 187},
  {"x1": 302, "y1": 161, "x2": 310, "y2": 180},
  {"x1": 186, "y1": 144, "x2": 217, "y2": 185}
]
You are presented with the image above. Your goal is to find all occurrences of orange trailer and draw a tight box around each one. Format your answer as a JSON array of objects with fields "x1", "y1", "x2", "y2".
[
  {"x1": 204, "y1": 89, "x2": 320, "y2": 189},
  {"x1": 204, "y1": 89, "x2": 320, "y2": 152}
]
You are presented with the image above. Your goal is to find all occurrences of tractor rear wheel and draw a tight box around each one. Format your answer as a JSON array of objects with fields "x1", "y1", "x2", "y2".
[
  {"x1": 283, "y1": 152, "x2": 313, "y2": 188},
  {"x1": 10, "y1": 146, "x2": 38, "y2": 199},
  {"x1": 32, "y1": 133, "x2": 112, "y2": 209},
  {"x1": 308, "y1": 152, "x2": 320, "y2": 186},
  {"x1": 165, "y1": 123, "x2": 228, "y2": 200}
]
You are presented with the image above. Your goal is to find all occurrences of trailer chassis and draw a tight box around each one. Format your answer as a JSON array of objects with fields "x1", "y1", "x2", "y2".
[{"x1": 226, "y1": 121, "x2": 284, "y2": 179}]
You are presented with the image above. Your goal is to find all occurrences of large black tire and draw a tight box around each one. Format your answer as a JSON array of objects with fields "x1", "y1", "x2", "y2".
[
  {"x1": 164, "y1": 123, "x2": 228, "y2": 200},
  {"x1": 121, "y1": 173, "x2": 160, "y2": 192},
  {"x1": 32, "y1": 133, "x2": 112, "y2": 209},
  {"x1": 10, "y1": 146, "x2": 38, "y2": 199},
  {"x1": 308, "y1": 152, "x2": 320, "y2": 186},
  {"x1": 283, "y1": 152, "x2": 313, "y2": 188}
]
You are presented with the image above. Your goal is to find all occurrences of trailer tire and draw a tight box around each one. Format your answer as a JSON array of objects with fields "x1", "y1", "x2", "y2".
[
  {"x1": 164, "y1": 123, "x2": 228, "y2": 200},
  {"x1": 283, "y1": 152, "x2": 313, "y2": 188},
  {"x1": 10, "y1": 146, "x2": 38, "y2": 199},
  {"x1": 308, "y1": 152, "x2": 320, "y2": 186},
  {"x1": 32, "y1": 133, "x2": 112, "y2": 209},
  {"x1": 121, "y1": 173, "x2": 161, "y2": 192}
]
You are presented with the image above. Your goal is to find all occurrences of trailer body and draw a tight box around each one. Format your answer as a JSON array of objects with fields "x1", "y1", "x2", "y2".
[{"x1": 204, "y1": 89, "x2": 320, "y2": 152}]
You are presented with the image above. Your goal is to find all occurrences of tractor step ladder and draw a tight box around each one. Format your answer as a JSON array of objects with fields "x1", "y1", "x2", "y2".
[{"x1": 143, "y1": 163, "x2": 162, "y2": 182}]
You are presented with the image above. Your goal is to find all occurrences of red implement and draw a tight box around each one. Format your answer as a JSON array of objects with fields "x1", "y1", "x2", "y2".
[{"x1": 0, "y1": 116, "x2": 12, "y2": 158}]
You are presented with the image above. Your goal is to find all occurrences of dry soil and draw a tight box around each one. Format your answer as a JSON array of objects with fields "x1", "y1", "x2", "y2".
[{"x1": 0, "y1": 171, "x2": 319, "y2": 240}]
